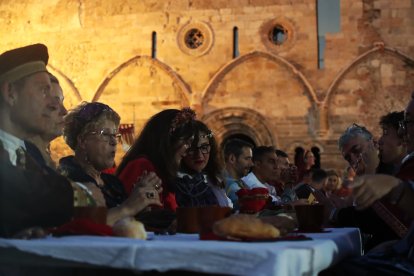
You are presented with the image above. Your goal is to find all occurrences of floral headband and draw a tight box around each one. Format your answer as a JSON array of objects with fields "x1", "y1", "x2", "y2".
[
  {"x1": 169, "y1": 107, "x2": 196, "y2": 135},
  {"x1": 200, "y1": 130, "x2": 214, "y2": 139}
]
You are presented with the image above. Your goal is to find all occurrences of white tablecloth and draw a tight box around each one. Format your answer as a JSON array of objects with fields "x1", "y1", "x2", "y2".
[{"x1": 0, "y1": 228, "x2": 361, "y2": 276}]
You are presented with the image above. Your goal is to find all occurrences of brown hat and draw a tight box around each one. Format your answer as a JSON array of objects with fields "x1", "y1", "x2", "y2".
[{"x1": 0, "y1": 43, "x2": 49, "y2": 84}]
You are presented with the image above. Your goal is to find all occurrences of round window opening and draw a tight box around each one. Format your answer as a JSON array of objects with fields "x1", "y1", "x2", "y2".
[
  {"x1": 270, "y1": 25, "x2": 287, "y2": 45},
  {"x1": 185, "y1": 28, "x2": 204, "y2": 49}
]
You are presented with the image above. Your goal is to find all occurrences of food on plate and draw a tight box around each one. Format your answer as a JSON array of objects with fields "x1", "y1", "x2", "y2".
[
  {"x1": 213, "y1": 214, "x2": 280, "y2": 239},
  {"x1": 112, "y1": 217, "x2": 147, "y2": 239}
]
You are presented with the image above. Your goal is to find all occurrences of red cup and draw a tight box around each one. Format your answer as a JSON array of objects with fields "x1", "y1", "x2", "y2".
[
  {"x1": 294, "y1": 204, "x2": 324, "y2": 232},
  {"x1": 198, "y1": 206, "x2": 232, "y2": 239},
  {"x1": 176, "y1": 207, "x2": 200, "y2": 233}
]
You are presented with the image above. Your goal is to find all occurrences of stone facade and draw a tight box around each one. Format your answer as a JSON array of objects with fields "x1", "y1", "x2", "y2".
[{"x1": 1, "y1": 0, "x2": 413, "y2": 172}]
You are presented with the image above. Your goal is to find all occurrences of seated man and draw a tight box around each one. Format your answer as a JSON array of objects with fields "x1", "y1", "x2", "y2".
[
  {"x1": 334, "y1": 124, "x2": 403, "y2": 249},
  {"x1": 223, "y1": 139, "x2": 254, "y2": 209},
  {"x1": 242, "y1": 146, "x2": 282, "y2": 205},
  {"x1": 274, "y1": 149, "x2": 299, "y2": 204},
  {"x1": 295, "y1": 168, "x2": 327, "y2": 200},
  {"x1": 321, "y1": 91, "x2": 414, "y2": 275},
  {"x1": 0, "y1": 44, "x2": 73, "y2": 238},
  {"x1": 27, "y1": 73, "x2": 67, "y2": 169}
]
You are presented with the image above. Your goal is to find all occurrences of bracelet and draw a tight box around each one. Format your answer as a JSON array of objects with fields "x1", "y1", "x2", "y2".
[{"x1": 388, "y1": 180, "x2": 406, "y2": 205}]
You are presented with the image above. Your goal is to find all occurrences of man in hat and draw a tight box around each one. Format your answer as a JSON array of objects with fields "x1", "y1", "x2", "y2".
[{"x1": 0, "y1": 44, "x2": 73, "y2": 238}]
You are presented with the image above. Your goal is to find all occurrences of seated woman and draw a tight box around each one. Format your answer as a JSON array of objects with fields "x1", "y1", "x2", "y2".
[
  {"x1": 59, "y1": 101, "x2": 162, "y2": 226},
  {"x1": 175, "y1": 120, "x2": 232, "y2": 208},
  {"x1": 296, "y1": 149, "x2": 315, "y2": 184},
  {"x1": 323, "y1": 169, "x2": 342, "y2": 196},
  {"x1": 116, "y1": 108, "x2": 196, "y2": 212}
]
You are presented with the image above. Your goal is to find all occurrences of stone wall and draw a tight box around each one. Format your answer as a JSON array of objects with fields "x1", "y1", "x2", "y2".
[{"x1": 1, "y1": 0, "x2": 413, "y2": 172}]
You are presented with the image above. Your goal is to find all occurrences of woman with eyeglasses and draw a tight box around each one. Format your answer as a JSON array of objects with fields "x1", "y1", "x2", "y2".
[
  {"x1": 58, "y1": 101, "x2": 162, "y2": 226},
  {"x1": 175, "y1": 120, "x2": 233, "y2": 208},
  {"x1": 116, "y1": 108, "x2": 196, "y2": 212}
]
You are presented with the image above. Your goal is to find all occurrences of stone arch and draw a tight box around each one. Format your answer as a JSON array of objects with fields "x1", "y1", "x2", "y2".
[
  {"x1": 91, "y1": 55, "x2": 192, "y2": 136},
  {"x1": 47, "y1": 64, "x2": 83, "y2": 106},
  {"x1": 323, "y1": 46, "x2": 414, "y2": 137},
  {"x1": 93, "y1": 55, "x2": 191, "y2": 103},
  {"x1": 324, "y1": 46, "x2": 414, "y2": 105},
  {"x1": 201, "y1": 50, "x2": 319, "y2": 105},
  {"x1": 202, "y1": 107, "x2": 276, "y2": 148}
]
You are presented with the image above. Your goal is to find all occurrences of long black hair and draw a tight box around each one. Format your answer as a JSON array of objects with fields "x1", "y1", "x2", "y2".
[{"x1": 116, "y1": 109, "x2": 195, "y2": 183}]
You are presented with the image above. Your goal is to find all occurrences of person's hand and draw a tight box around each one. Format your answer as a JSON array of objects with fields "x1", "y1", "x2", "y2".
[
  {"x1": 133, "y1": 171, "x2": 162, "y2": 191},
  {"x1": 351, "y1": 174, "x2": 400, "y2": 210},
  {"x1": 124, "y1": 173, "x2": 163, "y2": 214}
]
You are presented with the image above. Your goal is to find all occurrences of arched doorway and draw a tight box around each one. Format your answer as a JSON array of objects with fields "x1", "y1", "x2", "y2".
[{"x1": 202, "y1": 107, "x2": 276, "y2": 149}]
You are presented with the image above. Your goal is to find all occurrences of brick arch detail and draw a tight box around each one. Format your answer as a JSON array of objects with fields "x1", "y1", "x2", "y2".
[
  {"x1": 202, "y1": 107, "x2": 277, "y2": 147},
  {"x1": 323, "y1": 45, "x2": 414, "y2": 107},
  {"x1": 92, "y1": 56, "x2": 192, "y2": 103},
  {"x1": 47, "y1": 64, "x2": 82, "y2": 102},
  {"x1": 201, "y1": 50, "x2": 319, "y2": 105}
]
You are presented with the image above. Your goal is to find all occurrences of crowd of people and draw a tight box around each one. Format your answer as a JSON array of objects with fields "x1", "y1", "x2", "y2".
[{"x1": 0, "y1": 43, "x2": 413, "y2": 275}]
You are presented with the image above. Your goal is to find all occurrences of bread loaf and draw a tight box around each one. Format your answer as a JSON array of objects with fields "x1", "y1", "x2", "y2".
[
  {"x1": 113, "y1": 217, "x2": 147, "y2": 240},
  {"x1": 213, "y1": 214, "x2": 280, "y2": 239}
]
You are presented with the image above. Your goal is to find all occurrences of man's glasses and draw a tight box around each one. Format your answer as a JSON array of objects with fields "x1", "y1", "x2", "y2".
[
  {"x1": 398, "y1": 119, "x2": 414, "y2": 135},
  {"x1": 187, "y1": 144, "x2": 211, "y2": 155},
  {"x1": 88, "y1": 129, "x2": 121, "y2": 143}
]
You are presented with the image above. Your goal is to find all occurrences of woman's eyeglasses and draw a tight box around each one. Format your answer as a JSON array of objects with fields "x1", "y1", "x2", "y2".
[
  {"x1": 187, "y1": 144, "x2": 211, "y2": 155},
  {"x1": 88, "y1": 129, "x2": 121, "y2": 143}
]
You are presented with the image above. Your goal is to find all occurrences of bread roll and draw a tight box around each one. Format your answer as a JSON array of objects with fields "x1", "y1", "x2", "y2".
[
  {"x1": 258, "y1": 215, "x2": 296, "y2": 236},
  {"x1": 213, "y1": 214, "x2": 280, "y2": 239},
  {"x1": 113, "y1": 217, "x2": 147, "y2": 240}
]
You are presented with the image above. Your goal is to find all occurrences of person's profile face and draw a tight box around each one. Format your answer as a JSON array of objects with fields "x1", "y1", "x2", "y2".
[
  {"x1": 43, "y1": 82, "x2": 67, "y2": 140},
  {"x1": 234, "y1": 147, "x2": 253, "y2": 178},
  {"x1": 173, "y1": 135, "x2": 194, "y2": 167},
  {"x1": 82, "y1": 119, "x2": 119, "y2": 171},
  {"x1": 10, "y1": 72, "x2": 53, "y2": 138},
  {"x1": 256, "y1": 151, "x2": 278, "y2": 182},
  {"x1": 341, "y1": 135, "x2": 379, "y2": 175},
  {"x1": 378, "y1": 125, "x2": 404, "y2": 164}
]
